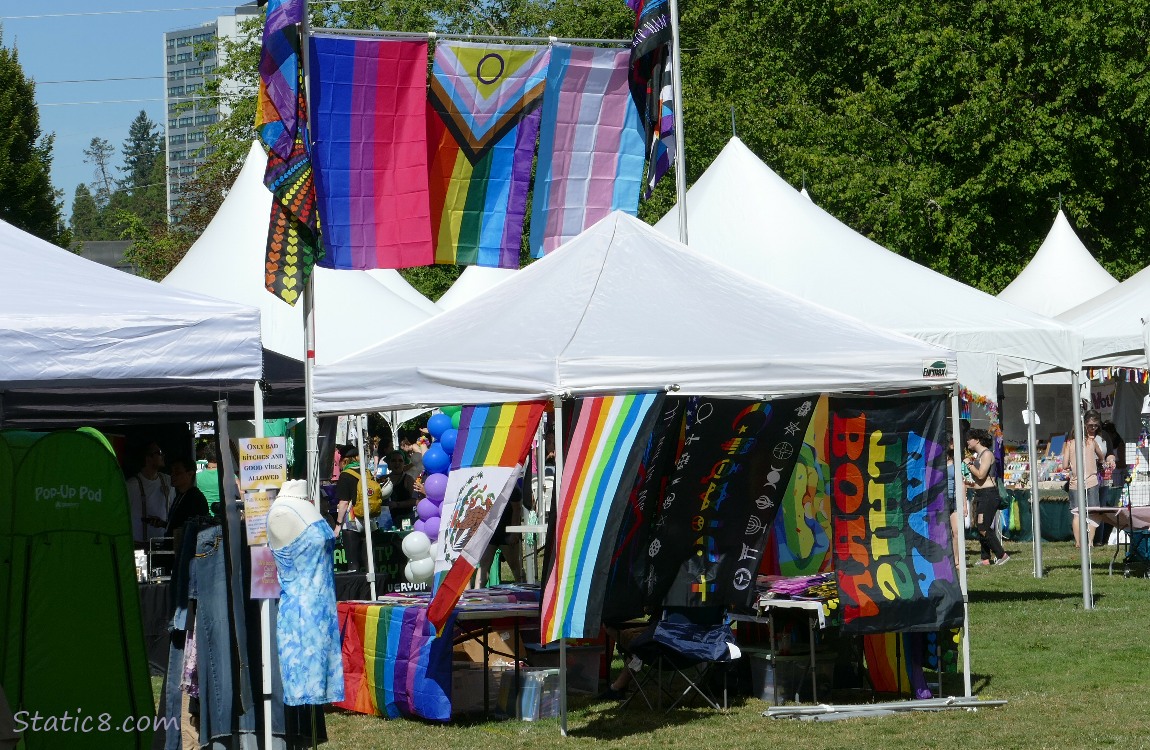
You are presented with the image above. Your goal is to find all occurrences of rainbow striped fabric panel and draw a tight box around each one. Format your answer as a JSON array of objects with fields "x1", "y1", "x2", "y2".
[
  {"x1": 309, "y1": 36, "x2": 434, "y2": 269},
  {"x1": 541, "y1": 392, "x2": 662, "y2": 643},
  {"x1": 449, "y1": 401, "x2": 547, "y2": 470},
  {"x1": 428, "y1": 42, "x2": 550, "y2": 268},
  {"x1": 528, "y1": 44, "x2": 645, "y2": 258}
]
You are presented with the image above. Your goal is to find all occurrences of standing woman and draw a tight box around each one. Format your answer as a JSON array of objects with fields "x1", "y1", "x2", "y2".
[
  {"x1": 965, "y1": 428, "x2": 1009, "y2": 566},
  {"x1": 1064, "y1": 409, "x2": 1107, "y2": 548}
]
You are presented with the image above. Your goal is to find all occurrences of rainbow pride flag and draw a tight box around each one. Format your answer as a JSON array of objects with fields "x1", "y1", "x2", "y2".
[
  {"x1": 529, "y1": 45, "x2": 645, "y2": 258},
  {"x1": 449, "y1": 401, "x2": 547, "y2": 470},
  {"x1": 428, "y1": 42, "x2": 550, "y2": 268},
  {"x1": 541, "y1": 392, "x2": 662, "y2": 643},
  {"x1": 309, "y1": 35, "x2": 434, "y2": 269}
]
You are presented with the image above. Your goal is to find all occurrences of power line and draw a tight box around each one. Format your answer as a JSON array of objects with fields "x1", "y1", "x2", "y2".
[
  {"x1": 2, "y1": 0, "x2": 363, "y2": 21},
  {"x1": 41, "y1": 95, "x2": 228, "y2": 107},
  {"x1": 37, "y1": 76, "x2": 165, "y2": 85}
]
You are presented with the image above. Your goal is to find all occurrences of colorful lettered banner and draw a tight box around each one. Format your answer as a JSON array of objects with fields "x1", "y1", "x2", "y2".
[{"x1": 828, "y1": 395, "x2": 963, "y2": 633}]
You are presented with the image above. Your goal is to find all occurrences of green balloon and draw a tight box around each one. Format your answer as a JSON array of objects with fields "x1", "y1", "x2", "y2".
[
  {"x1": 451, "y1": 410, "x2": 461, "y2": 429},
  {"x1": 441, "y1": 405, "x2": 462, "y2": 417}
]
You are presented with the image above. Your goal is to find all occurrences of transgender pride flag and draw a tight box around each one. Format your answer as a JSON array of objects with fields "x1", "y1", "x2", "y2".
[
  {"x1": 541, "y1": 392, "x2": 662, "y2": 643},
  {"x1": 309, "y1": 35, "x2": 434, "y2": 269},
  {"x1": 529, "y1": 45, "x2": 646, "y2": 258}
]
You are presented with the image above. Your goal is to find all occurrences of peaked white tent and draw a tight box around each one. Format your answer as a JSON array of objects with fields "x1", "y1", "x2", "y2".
[
  {"x1": 435, "y1": 266, "x2": 517, "y2": 311},
  {"x1": 313, "y1": 212, "x2": 956, "y2": 414},
  {"x1": 0, "y1": 217, "x2": 266, "y2": 422},
  {"x1": 653, "y1": 138, "x2": 1083, "y2": 400},
  {"x1": 366, "y1": 269, "x2": 441, "y2": 315},
  {"x1": 997, "y1": 210, "x2": 1117, "y2": 317},
  {"x1": 1057, "y1": 263, "x2": 1150, "y2": 368},
  {"x1": 163, "y1": 142, "x2": 434, "y2": 366}
]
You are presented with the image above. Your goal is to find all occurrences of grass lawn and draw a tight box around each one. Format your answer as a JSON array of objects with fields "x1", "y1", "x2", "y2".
[{"x1": 317, "y1": 539, "x2": 1150, "y2": 750}]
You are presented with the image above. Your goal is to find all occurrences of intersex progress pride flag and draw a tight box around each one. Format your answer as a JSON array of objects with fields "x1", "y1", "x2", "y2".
[
  {"x1": 529, "y1": 45, "x2": 645, "y2": 258},
  {"x1": 828, "y1": 396, "x2": 963, "y2": 633},
  {"x1": 428, "y1": 42, "x2": 549, "y2": 268},
  {"x1": 309, "y1": 35, "x2": 433, "y2": 269},
  {"x1": 541, "y1": 393, "x2": 662, "y2": 643}
]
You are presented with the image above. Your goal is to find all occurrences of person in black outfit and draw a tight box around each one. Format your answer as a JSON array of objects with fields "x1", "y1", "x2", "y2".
[{"x1": 165, "y1": 458, "x2": 210, "y2": 551}]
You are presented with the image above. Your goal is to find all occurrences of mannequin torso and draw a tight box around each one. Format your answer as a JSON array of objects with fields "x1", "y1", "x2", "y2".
[{"x1": 268, "y1": 497, "x2": 324, "y2": 550}]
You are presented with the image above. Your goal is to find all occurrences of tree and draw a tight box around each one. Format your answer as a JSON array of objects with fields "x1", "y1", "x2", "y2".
[
  {"x1": 69, "y1": 183, "x2": 101, "y2": 240},
  {"x1": 0, "y1": 32, "x2": 68, "y2": 246},
  {"x1": 118, "y1": 111, "x2": 167, "y2": 229},
  {"x1": 83, "y1": 136, "x2": 116, "y2": 209}
]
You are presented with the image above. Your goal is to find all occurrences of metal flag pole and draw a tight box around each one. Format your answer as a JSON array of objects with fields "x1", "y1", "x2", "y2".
[
  {"x1": 667, "y1": 0, "x2": 688, "y2": 244},
  {"x1": 950, "y1": 387, "x2": 973, "y2": 698},
  {"x1": 1070, "y1": 371, "x2": 1094, "y2": 609},
  {"x1": 1026, "y1": 375, "x2": 1044, "y2": 577},
  {"x1": 254, "y1": 385, "x2": 274, "y2": 750},
  {"x1": 551, "y1": 396, "x2": 568, "y2": 737},
  {"x1": 357, "y1": 413, "x2": 378, "y2": 600}
]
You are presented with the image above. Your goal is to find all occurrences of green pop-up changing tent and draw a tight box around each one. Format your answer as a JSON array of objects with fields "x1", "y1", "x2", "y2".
[{"x1": 0, "y1": 430, "x2": 152, "y2": 749}]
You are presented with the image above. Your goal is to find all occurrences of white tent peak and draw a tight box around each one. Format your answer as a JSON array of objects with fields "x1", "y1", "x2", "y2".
[
  {"x1": 653, "y1": 137, "x2": 1082, "y2": 397},
  {"x1": 436, "y1": 265, "x2": 518, "y2": 311},
  {"x1": 163, "y1": 141, "x2": 435, "y2": 365},
  {"x1": 313, "y1": 211, "x2": 956, "y2": 414},
  {"x1": 997, "y1": 209, "x2": 1117, "y2": 317}
]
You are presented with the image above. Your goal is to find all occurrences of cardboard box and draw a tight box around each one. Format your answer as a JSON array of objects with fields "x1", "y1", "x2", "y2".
[{"x1": 453, "y1": 627, "x2": 527, "y2": 663}]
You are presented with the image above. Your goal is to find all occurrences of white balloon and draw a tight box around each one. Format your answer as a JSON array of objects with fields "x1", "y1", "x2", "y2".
[
  {"x1": 410, "y1": 556, "x2": 435, "y2": 582},
  {"x1": 401, "y1": 530, "x2": 431, "y2": 559},
  {"x1": 404, "y1": 561, "x2": 417, "y2": 583}
]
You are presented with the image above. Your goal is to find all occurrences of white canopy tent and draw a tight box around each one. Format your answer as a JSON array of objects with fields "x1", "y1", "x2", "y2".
[
  {"x1": 435, "y1": 265, "x2": 517, "y2": 312},
  {"x1": 366, "y1": 269, "x2": 441, "y2": 316},
  {"x1": 652, "y1": 138, "x2": 1083, "y2": 400},
  {"x1": 997, "y1": 210, "x2": 1117, "y2": 318},
  {"x1": 313, "y1": 211, "x2": 956, "y2": 414},
  {"x1": 0, "y1": 217, "x2": 266, "y2": 423},
  {"x1": 1057, "y1": 264, "x2": 1150, "y2": 369},
  {"x1": 162, "y1": 142, "x2": 435, "y2": 366}
]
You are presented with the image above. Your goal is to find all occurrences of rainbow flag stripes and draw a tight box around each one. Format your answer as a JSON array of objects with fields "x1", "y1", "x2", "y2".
[
  {"x1": 541, "y1": 392, "x2": 662, "y2": 643},
  {"x1": 449, "y1": 401, "x2": 547, "y2": 470}
]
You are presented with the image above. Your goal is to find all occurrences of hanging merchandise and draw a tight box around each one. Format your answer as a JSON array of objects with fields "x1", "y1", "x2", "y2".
[
  {"x1": 309, "y1": 35, "x2": 435, "y2": 269},
  {"x1": 428, "y1": 41, "x2": 550, "y2": 268},
  {"x1": 529, "y1": 44, "x2": 646, "y2": 257}
]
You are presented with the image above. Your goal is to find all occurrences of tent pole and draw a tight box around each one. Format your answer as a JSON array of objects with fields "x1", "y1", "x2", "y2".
[
  {"x1": 1026, "y1": 375, "x2": 1043, "y2": 577},
  {"x1": 552, "y1": 396, "x2": 567, "y2": 737},
  {"x1": 1070, "y1": 371, "x2": 1094, "y2": 610},
  {"x1": 357, "y1": 414, "x2": 378, "y2": 600},
  {"x1": 950, "y1": 388, "x2": 972, "y2": 699},
  {"x1": 254, "y1": 385, "x2": 274, "y2": 750},
  {"x1": 668, "y1": 0, "x2": 688, "y2": 244}
]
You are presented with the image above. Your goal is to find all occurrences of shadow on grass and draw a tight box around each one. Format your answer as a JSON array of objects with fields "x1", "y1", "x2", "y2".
[
  {"x1": 570, "y1": 697, "x2": 742, "y2": 739},
  {"x1": 967, "y1": 589, "x2": 1084, "y2": 604}
]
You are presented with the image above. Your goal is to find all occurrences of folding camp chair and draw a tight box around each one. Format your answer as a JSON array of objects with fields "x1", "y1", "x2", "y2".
[{"x1": 621, "y1": 612, "x2": 740, "y2": 712}]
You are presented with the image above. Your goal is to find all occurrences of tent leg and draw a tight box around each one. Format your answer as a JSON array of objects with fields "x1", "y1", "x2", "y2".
[
  {"x1": 1070, "y1": 372, "x2": 1094, "y2": 610},
  {"x1": 950, "y1": 388, "x2": 972, "y2": 699},
  {"x1": 1026, "y1": 375, "x2": 1043, "y2": 577}
]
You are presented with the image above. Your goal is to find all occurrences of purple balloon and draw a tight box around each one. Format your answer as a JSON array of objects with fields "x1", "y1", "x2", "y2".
[
  {"x1": 414, "y1": 519, "x2": 427, "y2": 534},
  {"x1": 439, "y1": 428, "x2": 458, "y2": 455},
  {"x1": 422, "y1": 444, "x2": 451, "y2": 475},
  {"x1": 427, "y1": 413, "x2": 453, "y2": 440},
  {"x1": 423, "y1": 472, "x2": 448, "y2": 503},
  {"x1": 425, "y1": 515, "x2": 441, "y2": 540},
  {"x1": 417, "y1": 498, "x2": 438, "y2": 520}
]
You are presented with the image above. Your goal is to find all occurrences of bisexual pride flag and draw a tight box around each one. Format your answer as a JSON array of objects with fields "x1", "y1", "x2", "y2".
[
  {"x1": 529, "y1": 45, "x2": 645, "y2": 258},
  {"x1": 428, "y1": 42, "x2": 550, "y2": 268},
  {"x1": 309, "y1": 35, "x2": 434, "y2": 269}
]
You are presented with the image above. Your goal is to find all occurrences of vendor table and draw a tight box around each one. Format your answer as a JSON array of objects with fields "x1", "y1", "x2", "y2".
[
  {"x1": 997, "y1": 489, "x2": 1072, "y2": 542},
  {"x1": 335, "y1": 587, "x2": 540, "y2": 721},
  {"x1": 1084, "y1": 506, "x2": 1150, "y2": 574},
  {"x1": 731, "y1": 598, "x2": 827, "y2": 704}
]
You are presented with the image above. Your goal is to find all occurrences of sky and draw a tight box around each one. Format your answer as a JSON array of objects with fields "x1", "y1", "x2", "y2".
[{"x1": 2, "y1": 2, "x2": 247, "y2": 217}]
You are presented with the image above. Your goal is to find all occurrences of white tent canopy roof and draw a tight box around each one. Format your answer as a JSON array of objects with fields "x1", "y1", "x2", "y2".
[
  {"x1": 997, "y1": 210, "x2": 1117, "y2": 318},
  {"x1": 1058, "y1": 262, "x2": 1150, "y2": 368},
  {"x1": 436, "y1": 265, "x2": 518, "y2": 311},
  {"x1": 0, "y1": 218, "x2": 263, "y2": 390},
  {"x1": 313, "y1": 212, "x2": 956, "y2": 413},
  {"x1": 366, "y1": 269, "x2": 441, "y2": 316},
  {"x1": 163, "y1": 142, "x2": 434, "y2": 366},
  {"x1": 653, "y1": 138, "x2": 1082, "y2": 397}
]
